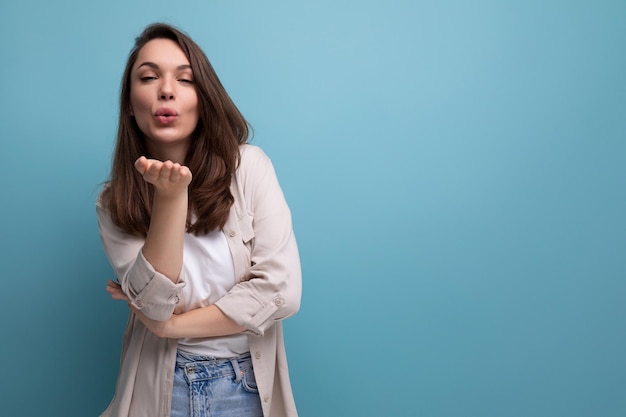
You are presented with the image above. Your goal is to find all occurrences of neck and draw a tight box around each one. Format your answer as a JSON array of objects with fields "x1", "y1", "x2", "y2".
[{"x1": 146, "y1": 140, "x2": 190, "y2": 164}]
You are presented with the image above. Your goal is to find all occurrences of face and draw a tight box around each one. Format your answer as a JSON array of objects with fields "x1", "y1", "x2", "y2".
[{"x1": 129, "y1": 38, "x2": 199, "y2": 160}]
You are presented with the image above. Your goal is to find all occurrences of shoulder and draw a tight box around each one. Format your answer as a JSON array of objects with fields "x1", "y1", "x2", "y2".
[
  {"x1": 232, "y1": 144, "x2": 283, "y2": 205},
  {"x1": 239, "y1": 144, "x2": 271, "y2": 165},
  {"x1": 95, "y1": 183, "x2": 111, "y2": 211},
  {"x1": 237, "y1": 144, "x2": 274, "y2": 177}
]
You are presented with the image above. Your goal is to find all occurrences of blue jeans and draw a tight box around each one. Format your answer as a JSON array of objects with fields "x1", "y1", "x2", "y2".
[{"x1": 171, "y1": 350, "x2": 263, "y2": 417}]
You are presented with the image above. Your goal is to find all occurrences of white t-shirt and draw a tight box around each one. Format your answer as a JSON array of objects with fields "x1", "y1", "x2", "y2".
[{"x1": 177, "y1": 229, "x2": 248, "y2": 357}]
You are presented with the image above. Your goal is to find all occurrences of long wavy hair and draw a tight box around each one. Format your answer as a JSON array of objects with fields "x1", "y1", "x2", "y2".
[{"x1": 101, "y1": 23, "x2": 250, "y2": 236}]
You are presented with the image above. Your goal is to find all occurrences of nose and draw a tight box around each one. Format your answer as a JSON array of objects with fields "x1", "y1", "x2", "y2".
[{"x1": 159, "y1": 78, "x2": 175, "y2": 101}]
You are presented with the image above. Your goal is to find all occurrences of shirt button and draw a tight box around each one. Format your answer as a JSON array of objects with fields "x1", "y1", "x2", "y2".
[
  {"x1": 135, "y1": 300, "x2": 144, "y2": 308},
  {"x1": 274, "y1": 297, "x2": 285, "y2": 306},
  {"x1": 263, "y1": 395, "x2": 270, "y2": 403},
  {"x1": 255, "y1": 352, "x2": 262, "y2": 360},
  {"x1": 229, "y1": 230, "x2": 236, "y2": 237}
]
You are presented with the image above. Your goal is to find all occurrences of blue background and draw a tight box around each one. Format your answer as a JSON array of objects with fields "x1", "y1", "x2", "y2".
[{"x1": 1, "y1": 1, "x2": 624, "y2": 416}]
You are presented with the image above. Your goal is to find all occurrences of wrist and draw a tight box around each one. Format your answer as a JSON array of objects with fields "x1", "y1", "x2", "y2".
[
  {"x1": 153, "y1": 187, "x2": 188, "y2": 202},
  {"x1": 165, "y1": 313, "x2": 180, "y2": 339}
]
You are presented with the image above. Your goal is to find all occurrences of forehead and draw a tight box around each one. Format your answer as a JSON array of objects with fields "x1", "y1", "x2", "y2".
[{"x1": 134, "y1": 38, "x2": 190, "y2": 68}]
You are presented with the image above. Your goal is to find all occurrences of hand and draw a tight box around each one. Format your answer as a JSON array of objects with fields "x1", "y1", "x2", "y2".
[
  {"x1": 106, "y1": 280, "x2": 129, "y2": 302},
  {"x1": 134, "y1": 156, "x2": 192, "y2": 196},
  {"x1": 106, "y1": 280, "x2": 175, "y2": 338}
]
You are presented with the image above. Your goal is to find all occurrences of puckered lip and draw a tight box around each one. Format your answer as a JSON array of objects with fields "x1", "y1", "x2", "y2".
[{"x1": 154, "y1": 107, "x2": 179, "y2": 117}]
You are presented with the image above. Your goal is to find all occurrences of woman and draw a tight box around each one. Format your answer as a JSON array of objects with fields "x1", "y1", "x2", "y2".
[{"x1": 97, "y1": 23, "x2": 301, "y2": 417}]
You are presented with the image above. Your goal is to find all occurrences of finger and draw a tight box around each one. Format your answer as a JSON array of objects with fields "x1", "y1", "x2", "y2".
[
  {"x1": 107, "y1": 280, "x2": 122, "y2": 289},
  {"x1": 106, "y1": 283, "x2": 121, "y2": 292},
  {"x1": 161, "y1": 160, "x2": 174, "y2": 181},
  {"x1": 134, "y1": 156, "x2": 149, "y2": 175},
  {"x1": 106, "y1": 284, "x2": 122, "y2": 296},
  {"x1": 112, "y1": 290, "x2": 130, "y2": 302},
  {"x1": 179, "y1": 166, "x2": 191, "y2": 180},
  {"x1": 111, "y1": 293, "x2": 129, "y2": 302},
  {"x1": 177, "y1": 165, "x2": 192, "y2": 186},
  {"x1": 143, "y1": 160, "x2": 163, "y2": 183},
  {"x1": 106, "y1": 280, "x2": 130, "y2": 302},
  {"x1": 169, "y1": 163, "x2": 182, "y2": 182},
  {"x1": 107, "y1": 279, "x2": 121, "y2": 288}
]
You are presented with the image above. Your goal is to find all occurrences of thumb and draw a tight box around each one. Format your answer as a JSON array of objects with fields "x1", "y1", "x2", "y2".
[{"x1": 134, "y1": 156, "x2": 149, "y2": 175}]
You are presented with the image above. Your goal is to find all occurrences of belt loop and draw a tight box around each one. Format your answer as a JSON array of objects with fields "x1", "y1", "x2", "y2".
[{"x1": 230, "y1": 358, "x2": 242, "y2": 383}]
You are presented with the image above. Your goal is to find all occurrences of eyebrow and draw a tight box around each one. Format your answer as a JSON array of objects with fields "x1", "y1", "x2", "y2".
[{"x1": 136, "y1": 61, "x2": 192, "y2": 71}]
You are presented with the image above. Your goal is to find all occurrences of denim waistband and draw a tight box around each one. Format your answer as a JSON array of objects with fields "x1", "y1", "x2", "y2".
[
  {"x1": 175, "y1": 350, "x2": 252, "y2": 382},
  {"x1": 176, "y1": 350, "x2": 251, "y2": 365}
]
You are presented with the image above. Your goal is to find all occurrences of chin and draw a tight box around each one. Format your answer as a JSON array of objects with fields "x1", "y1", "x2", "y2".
[{"x1": 148, "y1": 132, "x2": 193, "y2": 146}]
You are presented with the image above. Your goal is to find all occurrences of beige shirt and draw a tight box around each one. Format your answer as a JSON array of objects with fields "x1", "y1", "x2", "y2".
[{"x1": 97, "y1": 145, "x2": 302, "y2": 417}]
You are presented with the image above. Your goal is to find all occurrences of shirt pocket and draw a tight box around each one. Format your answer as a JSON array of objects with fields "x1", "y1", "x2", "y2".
[
  {"x1": 237, "y1": 212, "x2": 255, "y2": 275},
  {"x1": 239, "y1": 212, "x2": 255, "y2": 245}
]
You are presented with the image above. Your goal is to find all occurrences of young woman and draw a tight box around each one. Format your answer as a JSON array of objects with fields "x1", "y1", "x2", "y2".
[{"x1": 97, "y1": 23, "x2": 302, "y2": 417}]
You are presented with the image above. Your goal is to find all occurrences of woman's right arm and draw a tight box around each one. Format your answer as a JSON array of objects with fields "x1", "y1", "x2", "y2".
[
  {"x1": 134, "y1": 157, "x2": 191, "y2": 282},
  {"x1": 96, "y1": 158, "x2": 191, "y2": 321}
]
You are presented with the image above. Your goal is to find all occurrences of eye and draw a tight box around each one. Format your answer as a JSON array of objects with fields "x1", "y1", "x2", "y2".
[
  {"x1": 140, "y1": 76, "x2": 157, "y2": 82},
  {"x1": 179, "y1": 78, "x2": 194, "y2": 84}
]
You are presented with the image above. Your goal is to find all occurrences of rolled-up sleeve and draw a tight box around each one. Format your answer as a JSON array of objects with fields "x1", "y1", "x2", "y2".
[
  {"x1": 96, "y1": 198, "x2": 185, "y2": 321},
  {"x1": 215, "y1": 146, "x2": 302, "y2": 336}
]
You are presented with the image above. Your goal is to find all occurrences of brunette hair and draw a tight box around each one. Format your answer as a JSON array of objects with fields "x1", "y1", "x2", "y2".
[{"x1": 101, "y1": 23, "x2": 249, "y2": 236}]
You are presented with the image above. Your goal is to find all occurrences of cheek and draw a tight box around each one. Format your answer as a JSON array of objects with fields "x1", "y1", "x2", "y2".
[
  {"x1": 129, "y1": 92, "x2": 152, "y2": 123},
  {"x1": 129, "y1": 93, "x2": 144, "y2": 113},
  {"x1": 129, "y1": 103, "x2": 152, "y2": 138},
  {"x1": 182, "y1": 93, "x2": 200, "y2": 123},
  {"x1": 186, "y1": 91, "x2": 199, "y2": 113}
]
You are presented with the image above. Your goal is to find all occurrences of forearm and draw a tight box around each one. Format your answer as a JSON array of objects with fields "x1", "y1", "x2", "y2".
[
  {"x1": 142, "y1": 190, "x2": 188, "y2": 282},
  {"x1": 108, "y1": 281, "x2": 243, "y2": 338},
  {"x1": 164, "y1": 305, "x2": 245, "y2": 339}
]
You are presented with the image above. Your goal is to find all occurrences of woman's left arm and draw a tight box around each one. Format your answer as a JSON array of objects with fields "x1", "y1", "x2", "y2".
[
  {"x1": 107, "y1": 280, "x2": 244, "y2": 338},
  {"x1": 214, "y1": 146, "x2": 302, "y2": 336}
]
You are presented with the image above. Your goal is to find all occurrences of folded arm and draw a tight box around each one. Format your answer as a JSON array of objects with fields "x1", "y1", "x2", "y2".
[
  {"x1": 97, "y1": 157, "x2": 192, "y2": 321},
  {"x1": 107, "y1": 280, "x2": 245, "y2": 338}
]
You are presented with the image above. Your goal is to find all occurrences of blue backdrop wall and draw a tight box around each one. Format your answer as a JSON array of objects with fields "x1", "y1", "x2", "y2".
[{"x1": 1, "y1": 1, "x2": 624, "y2": 416}]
